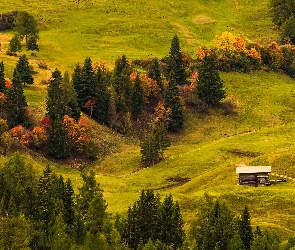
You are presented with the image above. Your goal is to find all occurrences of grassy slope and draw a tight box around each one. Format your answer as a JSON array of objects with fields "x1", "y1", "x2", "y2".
[{"x1": 1, "y1": 0, "x2": 295, "y2": 239}]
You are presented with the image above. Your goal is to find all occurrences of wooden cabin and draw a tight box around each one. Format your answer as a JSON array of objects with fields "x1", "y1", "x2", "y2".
[{"x1": 236, "y1": 166, "x2": 271, "y2": 186}]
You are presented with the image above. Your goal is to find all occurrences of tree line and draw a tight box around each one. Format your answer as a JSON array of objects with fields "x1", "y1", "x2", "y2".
[{"x1": 1, "y1": 153, "x2": 294, "y2": 250}]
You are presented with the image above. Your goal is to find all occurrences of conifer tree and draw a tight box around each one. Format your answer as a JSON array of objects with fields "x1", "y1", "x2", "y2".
[
  {"x1": 46, "y1": 68, "x2": 69, "y2": 158},
  {"x1": 238, "y1": 205, "x2": 253, "y2": 250},
  {"x1": 15, "y1": 54, "x2": 34, "y2": 85},
  {"x1": 196, "y1": 53, "x2": 226, "y2": 106},
  {"x1": 164, "y1": 71, "x2": 184, "y2": 131},
  {"x1": 148, "y1": 58, "x2": 163, "y2": 92},
  {"x1": 63, "y1": 178, "x2": 75, "y2": 226},
  {"x1": 93, "y1": 66, "x2": 110, "y2": 124},
  {"x1": 62, "y1": 71, "x2": 80, "y2": 120},
  {"x1": 131, "y1": 74, "x2": 144, "y2": 120},
  {"x1": 4, "y1": 69, "x2": 28, "y2": 128},
  {"x1": 51, "y1": 213, "x2": 72, "y2": 250},
  {"x1": 8, "y1": 35, "x2": 22, "y2": 53},
  {"x1": 0, "y1": 61, "x2": 6, "y2": 93},
  {"x1": 166, "y1": 35, "x2": 187, "y2": 85},
  {"x1": 26, "y1": 35, "x2": 39, "y2": 51},
  {"x1": 122, "y1": 189, "x2": 160, "y2": 249},
  {"x1": 76, "y1": 171, "x2": 107, "y2": 234},
  {"x1": 157, "y1": 194, "x2": 185, "y2": 249}
]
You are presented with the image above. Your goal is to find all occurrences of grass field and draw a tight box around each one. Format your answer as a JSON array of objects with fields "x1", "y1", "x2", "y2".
[{"x1": 1, "y1": 0, "x2": 295, "y2": 240}]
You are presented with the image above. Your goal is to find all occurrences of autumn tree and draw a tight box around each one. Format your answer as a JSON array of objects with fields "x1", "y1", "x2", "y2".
[
  {"x1": 15, "y1": 54, "x2": 34, "y2": 85},
  {"x1": 15, "y1": 11, "x2": 39, "y2": 46},
  {"x1": 140, "y1": 102, "x2": 171, "y2": 167},
  {"x1": 196, "y1": 53, "x2": 226, "y2": 106},
  {"x1": 0, "y1": 61, "x2": 5, "y2": 93},
  {"x1": 46, "y1": 68, "x2": 69, "y2": 158},
  {"x1": 164, "y1": 71, "x2": 184, "y2": 131},
  {"x1": 166, "y1": 35, "x2": 187, "y2": 85},
  {"x1": 4, "y1": 69, "x2": 28, "y2": 128},
  {"x1": 8, "y1": 35, "x2": 22, "y2": 53}
]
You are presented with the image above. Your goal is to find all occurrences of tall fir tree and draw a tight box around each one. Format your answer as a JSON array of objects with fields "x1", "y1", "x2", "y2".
[
  {"x1": 166, "y1": 35, "x2": 187, "y2": 85},
  {"x1": 157, "y1": 194, "x2": 185, "y2": 249},
  {"x1": 46, "y1": 68, "x2": 69, "y2": 158},
  {"x1": 0, "y1": 61, "x2": 5, "y2": 93},
  {"x1": 8, "y1": 35, "x2": 22, "y2": 53},
  {"x1": 196, "y1": 53, "x2": 226, "y2": 106},
  {"x1": 62, "y1": 71, "x2": 80, "y2": 120},
  {"x1": 164, "y1": 71, "x2": 184, "y2": 132},
  {"x1": 131, "y1": 74, "x2": 144, "y2": 120},
  {"x1": 238, "y1": 205, "x2": 253, "y2": 250},
  {"x1": 4, "y1": 69, "x2": 28, "y2": 128},
  {"x1": 15, "y1": 54, "x2": 34, "y2": 85},
  {"x1": 93, "y1": 66, "x2": 110, "y2": 124},
  {"x1": 148, "y1": 58, "x2": 164, "y2": 92},
  {"x1": 122, "y1": 189, "x2": 160, "y2": 249}
]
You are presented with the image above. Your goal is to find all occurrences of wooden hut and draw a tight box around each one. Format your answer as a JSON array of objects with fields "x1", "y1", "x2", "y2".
[{"x1": 236, "y1": 166, "x2": 271, "y2": 186}]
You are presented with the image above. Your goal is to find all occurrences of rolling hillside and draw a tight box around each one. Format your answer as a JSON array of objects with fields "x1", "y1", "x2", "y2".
[{"x1": 1, "y1": 0, "x2": 295, "y2": 240}]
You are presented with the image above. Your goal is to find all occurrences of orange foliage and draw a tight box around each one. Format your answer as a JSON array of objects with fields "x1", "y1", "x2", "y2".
[
  {"x1": 130, "y1": 71, "x2": 137, "y2": 83},
  {"x1": 140, "y1": 75, "x2": 160, "y2": 104},
  {"x1": 268, "y1": 41, "x2": 281, "y2": 52},
  {"x1": 63, "y1": 115, "x2": 91, "y2": 153},
  {"x1": 152, "y1": 101, "x2": 171, "y2": 125},
  {"x1": 247, "y1": 47, "x2": 261, "y2": 61},
  {"x1": 30, "y1": 126, "x2": 47, "y2": 148},
  {"x1": 5, "y1": 78, "x2": 12, "y2": 88},
  {"x1": 0, "y1": 92, "x2": 6, "y2": 106},
  {"x1": 196, "y1": 47, "x2": 213, "y2": 60},
  {"x1": 9, "y1": 125, "x2": 30, "y2": 146},
  {"x1": 234, "y1": 37, "x2": 247, "y2": 52}
]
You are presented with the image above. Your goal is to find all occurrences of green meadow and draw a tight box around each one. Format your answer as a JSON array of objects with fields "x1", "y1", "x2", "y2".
[{"x1": 1, "y1": 0, "x2": 295, "y2": 239}]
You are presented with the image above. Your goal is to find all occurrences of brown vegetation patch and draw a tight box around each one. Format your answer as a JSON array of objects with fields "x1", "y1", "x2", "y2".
[
  {"x1": 228, "y1": 149, "x2": 262, "y2": 158},
  {"x1": 154, "y1": 176, "x2": 191, "y2": 190},
  {"x1": 193, "y1": 15, "x2": 216, "y2": 25}
]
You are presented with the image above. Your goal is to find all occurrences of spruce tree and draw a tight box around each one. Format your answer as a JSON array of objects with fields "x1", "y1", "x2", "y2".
[
  {"x1": 0, "y1": 61, "x2": 5, "y2": 93},
  {"x1": 62, "y1": 71, "x2": 80, "y2": 120},
  {"x1": 164, "y1": 71, "x2": 184, "y2": 132},
  {"x1": 46, "y1": 68, "x2": 69, "y2": 158},
  {"x1": 157, "y1": 194, "x2": 185, "y2": 249},
  {"x1": 8, "y1": 35, "x2": 22, "y2": 53},
  {"x1": 131, "y1": 74, "x2": 144, "y2": 120},
  {"x1": 63, "y1": 178, "x2": 75, "y2": 226},
  {"x1": 148, "y1": 58, "x2": 164, "y2": 92},
  {"x1": 238, "y1": 205, "x2": 253, "y2": 250},
  {"x1": 196, "y1": 53, "x2": 226, "y2": 106},
  {"x1": 15, "y1": 54, "x2": 34, "y2": 85},
  {"x1": 122, "y1": 190, "x2": 160, "y2": 249},
  {"x1": 93, "y1": 66, "x2": 110, "y2": 124},
  {"x1": 4, "y1": 69, "x2": 28, "y2": 128},
  {"x1": 26, "y1": 36, "x2": 39, "y2": 51},
  {"x1": 166, "y1": 35, "x2": 187, "y2": 85}
]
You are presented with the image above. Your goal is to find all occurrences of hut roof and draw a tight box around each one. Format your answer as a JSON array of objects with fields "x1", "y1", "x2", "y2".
[{"x1": 236, "y1": 166, "x2": 271, "y2": 174}]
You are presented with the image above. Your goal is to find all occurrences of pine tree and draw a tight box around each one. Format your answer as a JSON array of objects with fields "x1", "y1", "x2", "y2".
[
  {"x1": 51, "y1": 213, "x2": 72, "y2": 250},
  {"x1": 26, "y1": 35, "x2": 39, "y2": 51},
  {"x1": 122, "y1": 189, "x2": 160, "y2": 249},
  {"x1": 157, "y1": 194, "x2": 185, "y2": 249},
  {"x1": 15, "y1": 54, "x2": 34, "y2": 85},
  {"x1": 46, "y1": 68, "x2": 69, "y2": 158},
  {"x1": 196, "y1": 53, "x2": 226, "y2": 106},
  {"x1": 93, "y1": 66, "x2": 110, "y2": 124},
  {"x1": 148, "y1": 58, "x2": 163, "y2": 92},
  {"x1": 164, "y1": 71, "x2": 184, "y2": 132},
  {"x1": 4, "y1": 69, "x2": 28, "y2": 128},
  {"x1": 238, "y1": 205, "x2": 253, "y2": 250},
  {"x1": 131, "y1": 74, "x2": 144, "y2": 120},
  {"x1": 166, "y1": 35, "x2": 187, "y2": 85},
  {"x1": 63, "y1": 178, "x2": 75, "y2": 226},
  {"x1": 0, "y1": 61, "x2": 6, "y2": 93},
  {"x1": 8, "y1": 35, "x2": 22, "y2": 53},
  {"x1": 62, "y1": 71, "x2": 80, "y2": 120}
]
